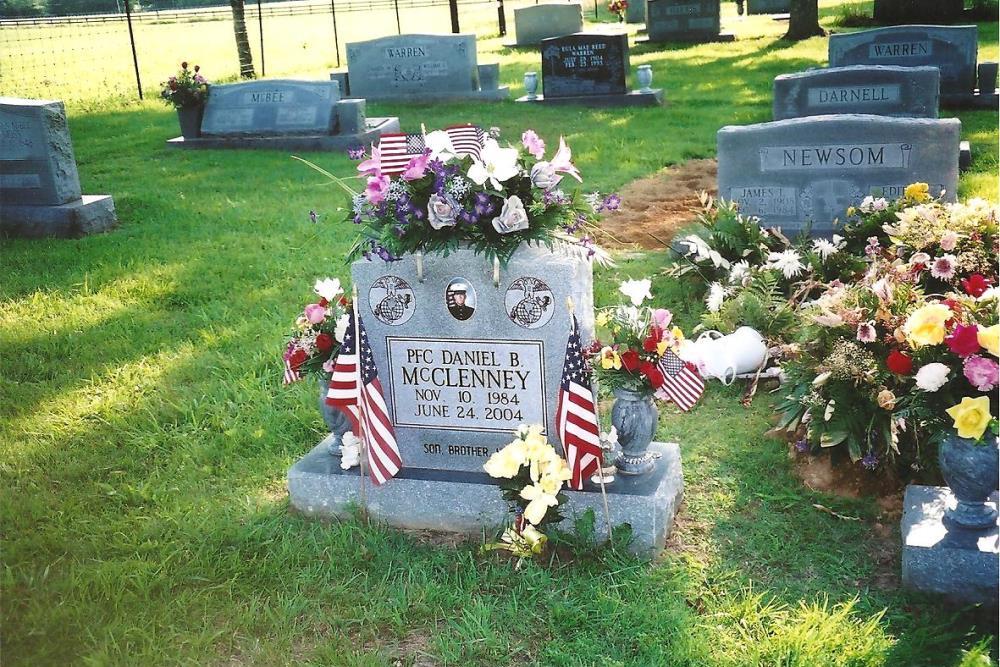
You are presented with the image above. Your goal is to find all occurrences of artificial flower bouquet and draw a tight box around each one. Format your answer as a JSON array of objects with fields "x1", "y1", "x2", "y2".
[
  {"x1": 483, "y1": 425, "x2": 573, "y2": 558},
  {"x1": 608, "y1": 0, "x2": 629, "y2": 19},
  {"x1": 159, "y1": 61, "x2": 209, "y2": 109},
  {"x1": 344, "y1": 128, "x2": 618, "y2": 266},
  {"x1": 283, "y1": 278, "x2": 351, "y2": 381},
  {"x1": 588, "y1": 279, "x2": 688, "y2": 396}
]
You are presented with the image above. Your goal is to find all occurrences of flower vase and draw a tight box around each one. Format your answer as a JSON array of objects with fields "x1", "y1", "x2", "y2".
[
  {"x1": 612, "y1": 388, "x2": 658, "y2": 475},
  {"x1": 523, "y1": 72, "x2": 538, "y2": 100},
  {"x1": 176, "y1": 105, "x2": 203, "y2": 140},
  {"x1": 938, "y1": 433, "x2": 999, "y2": 530},
  {"x1": 319, "y1": 377, "x2": 352, "y2": 457},
  {"x1": 636, "y1": 65, "x2": 653, "y2": 93}
]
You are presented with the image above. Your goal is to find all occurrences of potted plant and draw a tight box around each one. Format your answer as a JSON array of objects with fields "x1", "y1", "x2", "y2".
[
  {"x1": 589, "y1": 280, "x2": 702, "y2": 475},
  {"x1": 159, "y1": 62, "x2": 209, "y2": 140}
]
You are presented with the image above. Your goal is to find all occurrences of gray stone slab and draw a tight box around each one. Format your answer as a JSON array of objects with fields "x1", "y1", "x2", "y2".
[
  {"x1": 200, "y1": 79, "x2": 341, "y2": 137},
  {"x1": 717, "y1": 114, "x2": 960, "y2": 236},
  {"x1": 351, "y1": 244, "x2": 594, "y2": 475},
  {"x1": 625, "y1": 0, "x2": 645, "y2": 23},
  {"x1": 512, "y1": 3, "x2": 584, "y2": 46},
  {"x1": 516, "y1": 89, "x2": 664, "y2": 106},
  {"x1": 773, "y1": 66, "x2": 940, "y2": 120},
  {"x1": 288, "y1": 437, "x2": 684, "y2": 557},
  {"x1": 542, "y1": 33, "x2": 630, "y2": 98},
  {"x1": 0, "y1": 97, "x2": 81, "y2": 206},
  {"x1": 329, "y1": 71, "x2": 350, "y2": 96},
  {"x1": 166, "y1": 117, "x2": 400, "y2": 151},
  {"x1": 829, "y1": 25, "x2": 978, "y2": 97},
  {"x1": 979, "y1": 62, "x2": 998, "y2": 93},
  {"x1": 645, "y1": 0, "x2": 724, "y2": 43},
  {"x1": 0, "y1": 194, "x2": 116, "y2": 239},
  {"x1": 901, "y1": 484, "x2": 999, "y2": 606},
  {"x1": 747, "y1": 0, "x2": 789, "y2": 14}
]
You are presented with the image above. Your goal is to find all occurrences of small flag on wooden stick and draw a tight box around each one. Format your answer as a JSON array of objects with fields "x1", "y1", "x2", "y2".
[
  {"x1": 656, "y1": 349, "x2": 705, "y2": 412},
  {"x1": 377, "y1": 132, "x2": 426, "y2": 175}
]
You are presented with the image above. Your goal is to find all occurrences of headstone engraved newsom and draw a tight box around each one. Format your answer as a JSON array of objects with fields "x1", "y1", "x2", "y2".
[
  {"x1": 341, "y1": 34, "x2": 508, "y2": 102},
  {"x1": 1, "y1": 97, "x2": 116, "y2": 238},
  {"x1": 773, "y1": 66, "x2": 941, "y2": 120},
  {"x1": 511, "y1": 3, "x2": 584, "y2": 46},
  {"x1": 641, "y1": 0, "x2": 734, "y2": 44},
  {"x1": 717, "y1": 114, "x2": 960, "y2": 237},
  {"x1": 286, "y1": 246, "x2": 685, "y2": 556}
]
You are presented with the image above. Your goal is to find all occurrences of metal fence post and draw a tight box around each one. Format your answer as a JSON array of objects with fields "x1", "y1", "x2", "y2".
[
  {"x1": 497, "y1": 0, "x2": 506, "y2": 36},
  {"x1": 330, "y1": 0, "x2": 341, "y2": 68},
  {"x1": 123, "y1": 0, "x2": 142, "y2": 99},
  {"x1": 257, "y1": 0, "x2": 265, "y2": 77},
  {"x1": 449, "y1": 0, "x2": 459, "y2": 33},
  {"x1": 394, "y1": 0, "x2": 401, "y2": 33}
]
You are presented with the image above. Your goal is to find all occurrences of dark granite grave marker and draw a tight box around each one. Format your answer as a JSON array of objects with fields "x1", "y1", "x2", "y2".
[
  {"x1": 644, "y1": 0, "x2": 731, "y2": 43},
  {"x1": 542, "y1": 33, "x2": 629, "y2": 97}
]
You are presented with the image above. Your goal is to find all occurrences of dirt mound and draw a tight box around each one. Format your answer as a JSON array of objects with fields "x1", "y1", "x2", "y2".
[{"x1": 597, "y1": 159, "x2": 717, "y2": 250}]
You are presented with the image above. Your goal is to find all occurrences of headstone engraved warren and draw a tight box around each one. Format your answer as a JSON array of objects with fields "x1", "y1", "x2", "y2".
[
  {"x1": 512, "y1": 3, "x2": 584, "y2": 46},
  {"x1": 542, "y1": 33, "x2": 629, "y2": 97},
  {"x1": 645, "y1": 0, "x2": 723, "y2": 43},
  {"x1": 717, "y1": 114, "x2": 960, "y2": 236},
  {"x1": 829, "y1": 25, "x2": 978, "y2": 96},
  {"x1": 773, "y1": 66, "x2": 941, "y2": 120},
  {"x1": 351, "y1": 246, "x2": 594, "y2": 474},
  {"x1": 201, "y1": 79, "x2": 340, "y2": 136}
]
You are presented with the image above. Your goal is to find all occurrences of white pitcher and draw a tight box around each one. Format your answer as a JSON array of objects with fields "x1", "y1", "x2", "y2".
[{"x1": 690, "y1": 327, "x2": 767, "y2": 385}]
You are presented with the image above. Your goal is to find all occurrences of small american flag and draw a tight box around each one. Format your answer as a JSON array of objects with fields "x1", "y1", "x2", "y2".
[
  {"x1": 445, "y1": 124, "x2": 485, "y2": 159},
  {"x1": 282, "y1": 344, "x2": 302, "y2": 385},
  {"x1": 377, "y1": 132, "x2": 426, "y2": 176},
  {"x1": 556, "y1": 315, "x2": 602, "y2": 490},
  {"x1": 326, "y1": 311, "x2": 403, "y2": 485},
  {"x1": 656, "y1": 349, "x2": 705, "y2": 412}
]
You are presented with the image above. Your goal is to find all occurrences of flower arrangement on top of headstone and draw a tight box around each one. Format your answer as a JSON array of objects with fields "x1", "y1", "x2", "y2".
[
  {"x1": 160, "y1": 62, "x2": 209, "y2": 139},
  {"x1": 589, "y1": 279, "x2": 704, "y2": 475}
]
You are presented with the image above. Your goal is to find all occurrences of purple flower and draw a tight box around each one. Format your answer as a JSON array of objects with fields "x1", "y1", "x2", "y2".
[
  {"x1": 865, "y1": 236, "x2": 881, "y2": 257},
  {"x1": 401, "y1": 151, "x2": 431, "y2": 181},
  {"x1": 521, "y1": 129, "x2": 546, "y2": 159},
  {"x1": 860, "y1": 452, "x2": 879, "y2": 470},
  {"x1": 602, "y1": 193, "x2": 622, "y2": 211},
  {"x1": 474, "y1": 192, "x2": 495, "y2": 217},
  {"x1": 347, "y1": 146, "x2": 366, "y2": 160},
  {"x1": 964, "y1": 355, "x2": 999, "y2": 391},
  {"x1": 794, "y1": 439, "x2": 809, "y2": 453}
]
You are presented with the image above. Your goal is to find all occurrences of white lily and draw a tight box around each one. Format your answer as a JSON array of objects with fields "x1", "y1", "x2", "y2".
[
  {"x1": 467, "y1": 138, "x2": 520, "y2": 191},
  {"x1": 313, "y1": 277, "x2": 343, "y2": 301},
  {"x1": 619, "y1": 278, "x2": 653, "y2": 307}
]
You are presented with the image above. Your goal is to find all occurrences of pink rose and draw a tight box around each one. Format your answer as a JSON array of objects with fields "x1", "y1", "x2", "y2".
[
  {"x1": 365, "y1": 174, "x2": 390, "y2": 205},
  {"x1": 304, "y1": 303, "x2": 327, "y2": 324},
  {"x1": 651, "y1": 308, "x2": 673, "y2": 329},
  {"x1": 964, "y1": 355, "x2": 999, "y2": 391},
  {"x1": 521, "y1": 129, "x2": 546, "y2": 159}
]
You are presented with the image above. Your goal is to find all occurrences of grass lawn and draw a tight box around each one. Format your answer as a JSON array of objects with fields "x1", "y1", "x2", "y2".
[{"x1": 2, "y1": 4, "x2": 999, "y2": 665}]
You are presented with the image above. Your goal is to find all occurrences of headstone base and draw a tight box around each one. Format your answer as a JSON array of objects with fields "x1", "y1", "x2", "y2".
[
  {"x1": 165, "y1": 117, "x2": 401, "y2": 151},
  {"x1": 515, "y1": 89, "x2": 664, "y2": 107},
  {"x1": 941, "y1": 89, "x2": 1000, "y2": 110},
  {"x1": 288, "y1": 437, "x2": 684, "y2": 558},
  {"x1": 636, "y1": 33, "x2": 735, "y2": 44},
  {"x1": 0, "y1": 194, "x2": 116, "y2": 239},
  {"x1": 345, "y1": 88, "x2": 510, "y2": 103},
  {"x1": 901, "y1": 484, "x2": 999, "y2": 607}
]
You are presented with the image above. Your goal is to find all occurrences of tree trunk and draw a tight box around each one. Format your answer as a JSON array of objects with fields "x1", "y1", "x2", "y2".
[
  {"x1": 229, "y1": 0, "x2": 256, "y2": 79},
  {"x1": 784, "y1": 0, "x2": 825, "y2": 41}
]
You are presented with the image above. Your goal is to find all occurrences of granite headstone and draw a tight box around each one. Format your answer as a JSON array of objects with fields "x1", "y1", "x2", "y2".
[
  {"x1": 717, "y1": 114, "x2": 961, "y2": 236},
  {"x1": 201, "y1": 79, "x2": 340, "y2": 136},
  {"x1": 645, "y1": 0, "x2": 729, "y2": 43},
  {"x1": 512, "y1": 3, "x2": 584, "y2": 46},
  {"x1": 542, "y1": 33, "x2": 629, "y2": 97},
  {"x1": 773, "y1": 65, "x2": 941, "y2": 120},
  {"x1": 829, "y1": 25, "x2": 978, "y2": 97},
  {"x1": 747, "y1": 0, "x2": 790, "y2": 14}
]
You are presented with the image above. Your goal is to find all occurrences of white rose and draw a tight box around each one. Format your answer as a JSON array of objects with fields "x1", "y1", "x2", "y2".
[
  {"x1": 914, "y1": 362, "x2": 950, "y2": 392},
  {"x1": 427, "y1": 193, "x2": 459, "y2": 230},
  {"x1": 529, "y1": 161, "x2": 562, "y2": 190},
  {"x1": 313, "y1": 277, "x2": 343, "y2": 301},
  {"x1": 491, "y1": 195, "x2": 529, "y2": 234}
]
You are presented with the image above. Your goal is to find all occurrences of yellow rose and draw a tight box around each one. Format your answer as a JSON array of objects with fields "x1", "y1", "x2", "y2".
[
  {"x1": 945, "y1": 396, "x2": 993, "y2": 440},
  {"x1": 877, "y1": 389, "x2": 896, "y2": 410},
  {"x1": 904, "y1": 182, "x2": 930, "y2": 202},
  {"x1": 600, "y1": 346, "x2": 622, "y2": 370},
  {"x1": 520, "y1": 483, "x2": 559, "y2": 525},
  {"x1": 484, "y1": 447, "x2": 522, "y2": 478},
  {"x1": 902, "y1": 303, "x2": 951, "y2": 347},
  {"x1": 978, "y1": 324, "x2": 999, "y2": 357},
  {"x1": 595, "y1": 312, "x2": 610, "y2": 327},
  {"x1": 656, "y1": 340, "x2": 669, "y2": 356}
]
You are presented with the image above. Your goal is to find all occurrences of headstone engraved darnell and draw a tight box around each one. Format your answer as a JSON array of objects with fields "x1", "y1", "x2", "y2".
[
  {"x1": 717, "y1": 114, "x2": 960, "y2": 236},
  {"x1": 773, "y1": 65, "x2": 940, "y2": 120}
]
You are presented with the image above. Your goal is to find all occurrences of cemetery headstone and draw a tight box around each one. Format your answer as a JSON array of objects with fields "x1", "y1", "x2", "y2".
[
  {"x1": 167, "y1": 79, "x2": 400, "y2": 150},
  {"x1": 773, "y1": 65, "x2": 941, "y2": 120},
  {"x1": 716, "y1": 114, "x2": 961, "y2": 236},
  {"x1": 518, "y1": 33, "x2": 663, "y2": 106},
  {"x1": 511, "y1": 3, "x2": 584, "y2": 46},
  {"x1": 286, "y1": 245, "x2": 684, "y2": 556},
  {"x1": 342, "y1": 34, "x2": 508, "y2": 102},
  {"x1": 0, "y1": 97, "x2": 116, "y2": 238},
  {"x1": 747, "y1": 0, "x2": 790, "y2": 14},
  {"x1": 625, "y1": 0, "x2": 645, "y2": 24},
  {"x1": 873, "y1": 0, "x2": 964, "y2": 25},
  {"x1": 641, "y1": 0, "x2": 734, "y2": 43},
  {"x1": 828, "y1": 25, "x2": 980, "y2": 101}
]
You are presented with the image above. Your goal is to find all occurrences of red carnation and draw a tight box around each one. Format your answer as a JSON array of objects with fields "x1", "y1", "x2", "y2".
[
  {"x1": 315, "y1": 333, "x2": 334, "y2": 352},
  {"x1": 961, "y1": 274, "x2": 991, "y2": 298},
  {"x1": 318, "y1": 297, "x2": 329, "y2": 307},
  {"x1": 640, "y1": 361, "x2": 664, "y2": 389},
  {"x1": 886, "y1": 350, "x2": 913, "y2": 375},
  {"x1": 945, "y1": 323, "x2": 980, "y2": 357},
  {"x1": 288, "y1": 348, "x2": 308, "y2": 369},
  {"x1": 621, "y1": 349, "x2": 641, "y2": 372},
  {"x1": 642, "y1": 326, "x2": 662, "y2": 353}
]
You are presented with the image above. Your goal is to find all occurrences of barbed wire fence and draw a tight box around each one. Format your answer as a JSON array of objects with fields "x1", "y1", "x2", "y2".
[{"x1": 0, "y1": 0, "x2": 546, "y2": 106}]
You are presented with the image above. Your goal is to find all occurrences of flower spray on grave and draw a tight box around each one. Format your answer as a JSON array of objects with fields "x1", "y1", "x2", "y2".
[
  {"x1": 483, "y1": 424, "x2": 573, "y2": 562},
  {"x1": 608, "y1": 0, "x2": 628, "y2": 21},
  {"x1": 160, "y1": 62, "x2": 209, "y2": 140},
  {"x1": 588, "y1": 279, "x2": 705, "y2": 475}
]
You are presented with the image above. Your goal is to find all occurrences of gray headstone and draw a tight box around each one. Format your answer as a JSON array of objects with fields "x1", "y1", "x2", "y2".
[
  {"x1": 351, "y1": 245, "x2": 594, "y2": 474},
  {"x1": 346, "y1": 34, "x2": 480, "y2": 99},
  {"x1": 200, "y1": 79, "x2": 341, "y2": 137},
  {"x1": 646, "y1": 0, "x2": 722, "y2": 42},
  {"x1": 625, "y1": 0, "x2": 645, "y2": 23},
  {"x1": 542, "y1": 33, "x2": 630, "y2": 97},
  {"x1": 329, "y1": 71, "x2": 350, "y2": 96},
  {"x1": 773, "y1": 65, "x2": 940, "y2": 120},
  {"x1": 717, "y1": 114, "x2": 961, "y2": 236},
  {"x1": 978, "y1": 61, "x2": 998, "y2": 92},
  {"x1": 829, "y1": 25, "x2": 978, "y2": 96},
  {"x1": 747, "y1": 0, "x2": 789, "y2": 14},
  {"x1": 513, "y1": 3, "x2": 584, "y2": 46},
  {"x1": 0, "y1": 97, "x2": 81, "y2": 206},
  {"x1": 336, "y1": 99, "x2": 366, "y2": 136},
  {"x1": 478, "y1": 63, "x2": 500, "y2": 91},
  {"x1": 901, "y1": 484, "x2": 999, "y2": 606}
]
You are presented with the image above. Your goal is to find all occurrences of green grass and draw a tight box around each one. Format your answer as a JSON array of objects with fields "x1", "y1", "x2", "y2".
[{"x1": 2, "y1": 7, "x2": 999, "y2": 666}]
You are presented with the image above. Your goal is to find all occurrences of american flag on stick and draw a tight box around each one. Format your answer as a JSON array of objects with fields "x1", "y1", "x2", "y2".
[
  {"x1": 556, "y1": 315, "x2": 602, "y2": 490},
  {"x1": 282, "y1": 344, "x2": 302, "y2": 385},
  {"x1": 445, "y1": 124, "x2": 485, "y2": 159},
  {"x1": 377, "y1": 132, "x2": 426, "y2": 176},
  {"x1": 326, "y1": 310, "x2": 403, "y2": 485},
  {"x1": 656, "y1": 349, "x2": 705, "y2": 412}
]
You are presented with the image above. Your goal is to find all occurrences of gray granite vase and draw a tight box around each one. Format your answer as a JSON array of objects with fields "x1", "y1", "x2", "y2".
[
  {"x1": 176, "y1": 106, "x2": 203, "y2": 139},
  {"x1": 318, "y1": 377, "x2": 351, "y2": 457},
  {"x1": 612, "y1": 387, "x2": 658, "y2": 476},
  {"x1": 939, "y1": 433, "x2": 999, "y2": 529}
]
